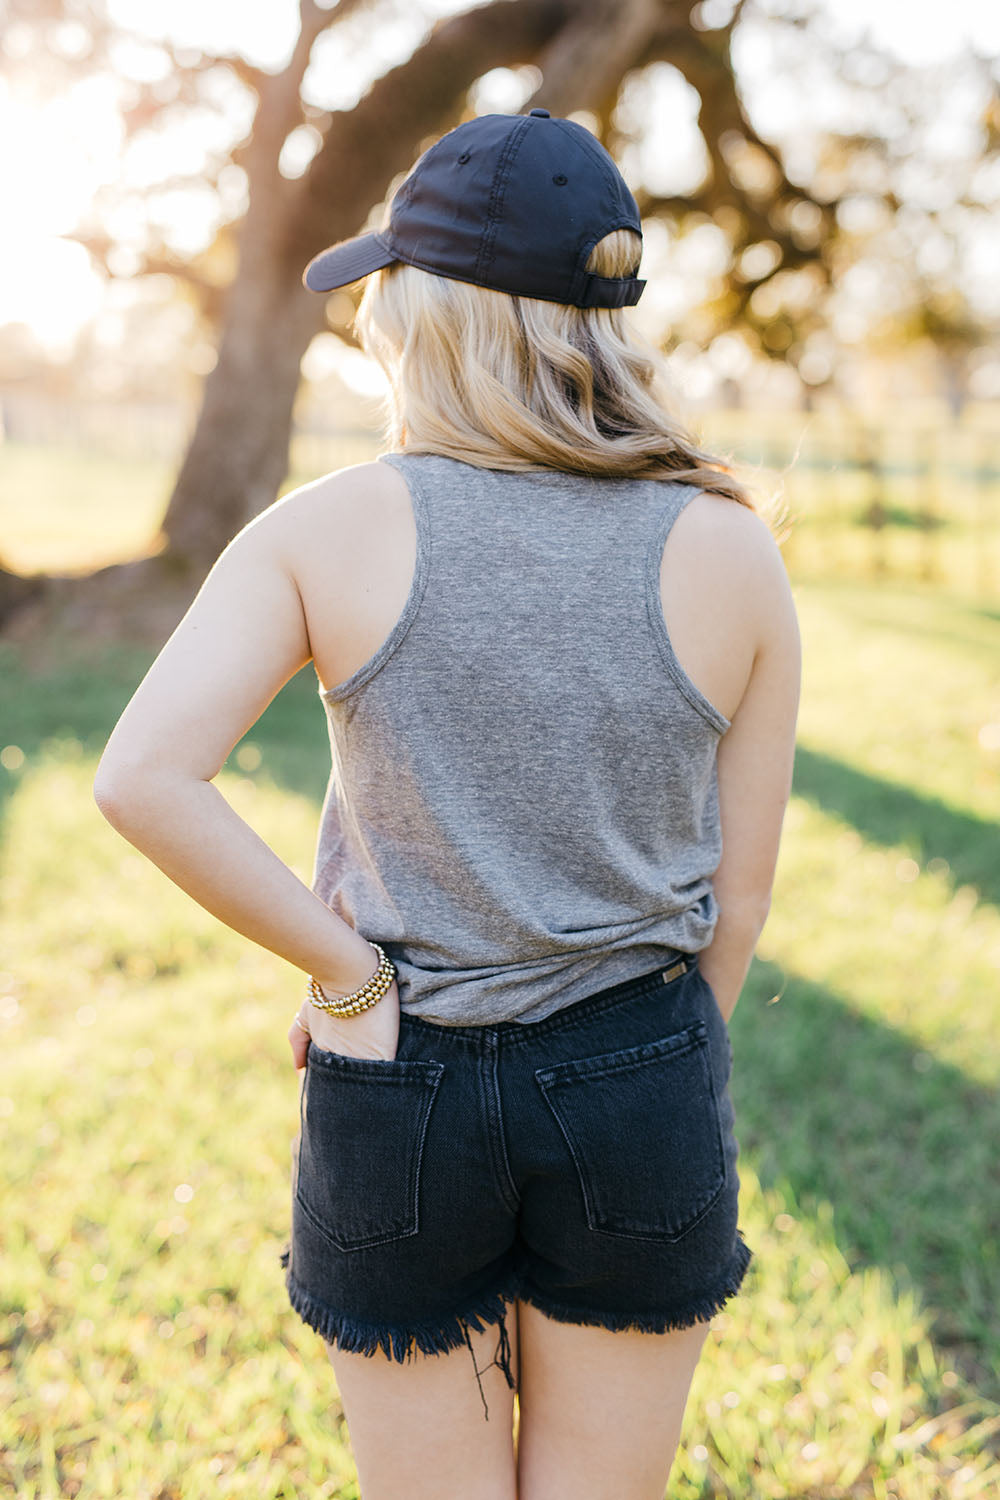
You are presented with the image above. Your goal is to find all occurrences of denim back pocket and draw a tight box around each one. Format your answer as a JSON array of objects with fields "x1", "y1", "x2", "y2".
[
  {"x1": 296, "y1": 1045, "x2": 445, "y2": 1253},
  {"x1": 534, "y1": 1022, "x2": 726, "y2": 1243}
]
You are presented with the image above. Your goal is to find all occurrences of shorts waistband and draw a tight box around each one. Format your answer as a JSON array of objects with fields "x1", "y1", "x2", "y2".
[{"x1": 398, "y1": 948, "x2": 698, "y2": 1048}]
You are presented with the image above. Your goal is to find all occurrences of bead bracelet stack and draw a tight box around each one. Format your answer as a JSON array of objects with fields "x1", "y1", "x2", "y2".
[{"x1": 306, "y1": 941, "x2": 396, "y2": 1018}]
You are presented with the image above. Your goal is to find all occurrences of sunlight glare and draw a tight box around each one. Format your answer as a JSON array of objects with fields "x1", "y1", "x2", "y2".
[{"x1": 0, "y1": 78, "x2": 120, "y2": 348}]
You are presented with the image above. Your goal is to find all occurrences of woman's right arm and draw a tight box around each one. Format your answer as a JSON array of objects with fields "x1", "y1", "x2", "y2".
[{"x1": 697, "y1": 530, "x2": 802, "y2": 1025}]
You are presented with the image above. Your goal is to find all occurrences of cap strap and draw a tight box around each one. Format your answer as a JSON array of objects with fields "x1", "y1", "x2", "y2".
[{"x1": 576, "y1": 273, "x2": 646, "y2": 309}]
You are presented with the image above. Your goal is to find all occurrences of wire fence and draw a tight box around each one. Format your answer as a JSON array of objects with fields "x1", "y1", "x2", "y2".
[{"x1": 699, "y1": 408, "x2": 999, "y2": 601}]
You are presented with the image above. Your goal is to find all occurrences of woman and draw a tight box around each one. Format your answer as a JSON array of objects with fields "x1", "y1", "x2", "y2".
[{"x1": 95, "y1": 109, "x2": 801, "y2": 1500}]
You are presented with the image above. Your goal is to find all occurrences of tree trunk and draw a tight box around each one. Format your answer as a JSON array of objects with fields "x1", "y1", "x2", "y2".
[
  {"x1": 160, "y1": 265, "x2": 323, "y2": 573},
  {"x1": 0, "y1": 562, "x2": 45, "y2": 631}
]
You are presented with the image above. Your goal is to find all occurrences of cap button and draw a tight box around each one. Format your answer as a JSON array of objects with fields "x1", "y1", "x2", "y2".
[{"x1": 528, "y1": 108, "x2": 550, "y2": 118}]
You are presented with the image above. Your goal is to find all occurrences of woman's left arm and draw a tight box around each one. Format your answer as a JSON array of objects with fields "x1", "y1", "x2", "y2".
[{"x1": 92, "y1": 501, "x2": 385, "y2": 1042}]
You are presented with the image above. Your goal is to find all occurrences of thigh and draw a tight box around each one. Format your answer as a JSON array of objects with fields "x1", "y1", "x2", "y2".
[
  {"x1": 327, "y1": 1310, "x2": 520, "y2": 1500},
  {"x1": 515, "y1": 1298, "x2": 711, "y2": 1500}
]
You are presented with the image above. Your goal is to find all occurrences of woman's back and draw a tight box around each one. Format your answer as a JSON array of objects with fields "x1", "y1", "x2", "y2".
[
  {"x1": 279, "y1": 450, "x2": 788, "y2": 1023},
  {"x1": 290, "y1": 455, "x2": 765, "y2": 736}
]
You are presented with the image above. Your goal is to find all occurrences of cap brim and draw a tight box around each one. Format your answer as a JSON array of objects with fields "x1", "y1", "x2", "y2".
[{"x1": 303, "y1": 231, "x2": 397, "y2": 292}]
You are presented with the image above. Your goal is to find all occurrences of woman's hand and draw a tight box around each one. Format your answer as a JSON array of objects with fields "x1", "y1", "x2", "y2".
[{"x1": 288, "y1": 981, "x2": 401, "y2": 1068}]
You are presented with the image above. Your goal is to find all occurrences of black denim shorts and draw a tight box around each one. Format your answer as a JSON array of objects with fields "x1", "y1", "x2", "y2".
[{"x1": 281, "y1": 952, "x2": 752, "y2": 1414}]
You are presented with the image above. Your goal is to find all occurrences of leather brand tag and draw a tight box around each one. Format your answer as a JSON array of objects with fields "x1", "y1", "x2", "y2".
[{"x1": 662, "y1": 960, "x2": 688, "y2": 984}]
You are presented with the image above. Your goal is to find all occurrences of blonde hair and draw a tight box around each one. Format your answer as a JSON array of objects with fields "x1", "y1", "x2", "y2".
[{"x1": 354, "y1": 228, "x2": 761, "y2": 511}]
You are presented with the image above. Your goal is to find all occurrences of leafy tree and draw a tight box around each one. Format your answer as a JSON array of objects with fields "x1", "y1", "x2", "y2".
[{"x1": 3, "y1": 0, "x2": 993, "y2": 633}]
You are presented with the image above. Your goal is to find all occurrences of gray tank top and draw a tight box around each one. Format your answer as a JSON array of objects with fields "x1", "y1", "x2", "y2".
[{"x1": 310, "y1": 451, "x2": 731, "y2": 1026}]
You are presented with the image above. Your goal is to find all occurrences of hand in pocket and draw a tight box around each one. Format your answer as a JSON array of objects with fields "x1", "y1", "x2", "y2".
[{"x1": 288, "y1": 981, "x2": 401, "y2": 1067}]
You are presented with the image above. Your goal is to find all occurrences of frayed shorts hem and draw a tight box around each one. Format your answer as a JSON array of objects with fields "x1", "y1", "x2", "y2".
[
  {"x1": 282, "y1": 1224, "x2": 753, "y2": 1360},
  {"x1": 515, "y1": 1228, "x2": 754, "y2": 1336},
  {"x1": 281, "y1": 1251, "x2": 522, "y2": 1368}
]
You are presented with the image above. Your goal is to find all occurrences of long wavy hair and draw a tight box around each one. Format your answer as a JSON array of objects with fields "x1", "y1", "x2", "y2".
[{"x1": 354, "y1": 226, "x2": 769, "y2": 514}]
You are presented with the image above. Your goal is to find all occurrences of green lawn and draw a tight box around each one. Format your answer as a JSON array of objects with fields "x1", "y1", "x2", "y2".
[{"x1": 2, "y1": 569, "x2": 999, "y2": 1493}]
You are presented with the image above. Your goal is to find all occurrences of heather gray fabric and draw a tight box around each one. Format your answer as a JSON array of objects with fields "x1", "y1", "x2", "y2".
[{"x1": 310, "y1": 452, "x2": 732, "y2": 1026}]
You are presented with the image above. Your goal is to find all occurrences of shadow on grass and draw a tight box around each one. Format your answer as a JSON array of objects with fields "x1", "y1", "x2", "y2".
[
  {"x1": 792, "y1": 744, "x2": 998, "y2": 907},
  {"x1": 731, "y1": 956, "x2": 1000, "y2": 1399}
]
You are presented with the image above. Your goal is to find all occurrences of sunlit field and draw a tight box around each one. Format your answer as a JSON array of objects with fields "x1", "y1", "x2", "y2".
[
  {"x1": 2, "y1": 485, "x2": 1000, "y2": 1494},
  {"x1": 0, "y1": 437, "x2": 380, "y2": 576}
]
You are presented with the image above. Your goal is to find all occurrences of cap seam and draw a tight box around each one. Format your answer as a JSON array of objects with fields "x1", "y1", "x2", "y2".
[{"x1": 475, "y1": 116, "x2": 532, "y2": 286}]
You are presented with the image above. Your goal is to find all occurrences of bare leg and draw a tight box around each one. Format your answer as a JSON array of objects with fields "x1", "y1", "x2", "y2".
[
  {"x1": 515, "y1": 1298, "x2": 712, "y2": 1500},
  {"x1": 325, "y1": 1308, "x2": 520, "y2": 1500}
]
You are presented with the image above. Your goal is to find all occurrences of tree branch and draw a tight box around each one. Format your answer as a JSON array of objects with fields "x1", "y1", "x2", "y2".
[
  {"x1": 626, "y1": 6, "x2": 844, "y2": 342},
  {"x1": 74, "y1": 232, "x2": 228, "y2": 321},
  {"x1": 523, "y1": 0, "x2": 663, "y2": 118},
  {"x1": 294, "y1": 0, "x2": 573, "y2": 264},
  {"x1": 240, "y1": 0, "x2": 378, "y2": 190}
]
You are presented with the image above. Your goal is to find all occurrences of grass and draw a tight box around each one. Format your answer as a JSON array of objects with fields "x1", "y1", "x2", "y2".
[{"x1": 2, "y1": 542, "x2": 1000, "y2": 1491}]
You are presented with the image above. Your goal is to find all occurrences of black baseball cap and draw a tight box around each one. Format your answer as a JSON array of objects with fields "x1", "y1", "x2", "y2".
[{"x1": 303, "y1": 109, "x2": 646, "y2": 310}]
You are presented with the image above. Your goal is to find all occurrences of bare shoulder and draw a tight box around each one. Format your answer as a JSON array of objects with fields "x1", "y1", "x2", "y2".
[
  {"x1": 242, "y1": 460, "x2": 419, "y2": 694},
  {"x1": 671, "y1": 490, "x2": 786, "y2": 575},
  {"x1": 667, "y1": 490, "x2": 798, "y2": 645},
  {"x1": 247, "y1": 459, "x2": 412, "y2": 560}
]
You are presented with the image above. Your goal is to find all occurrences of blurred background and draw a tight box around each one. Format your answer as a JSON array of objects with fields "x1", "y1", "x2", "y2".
[
  {"x1": 2, "y1": 2, "x2": 999, "y2": 1497},
  {"x1": 1, "y1": 0, "x2": 999, "y2": 614}
]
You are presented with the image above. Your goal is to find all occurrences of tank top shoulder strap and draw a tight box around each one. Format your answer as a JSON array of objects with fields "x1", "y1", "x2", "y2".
[{"x1": 642, "y1": 479, "x2": 729, "y2": 732}]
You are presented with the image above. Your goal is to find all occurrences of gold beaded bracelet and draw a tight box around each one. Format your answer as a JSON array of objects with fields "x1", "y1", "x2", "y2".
[{"x1": 306, "y1": 942, "x2": 396, "y2": 1018}]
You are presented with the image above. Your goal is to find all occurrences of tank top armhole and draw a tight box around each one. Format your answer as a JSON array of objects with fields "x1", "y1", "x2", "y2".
[
  {"x1": 319, "y1": 453, "x2": 432, "y2": 705},
  {"x1": 644, "y1": 487, "x2": 732, "y2": 735}
]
